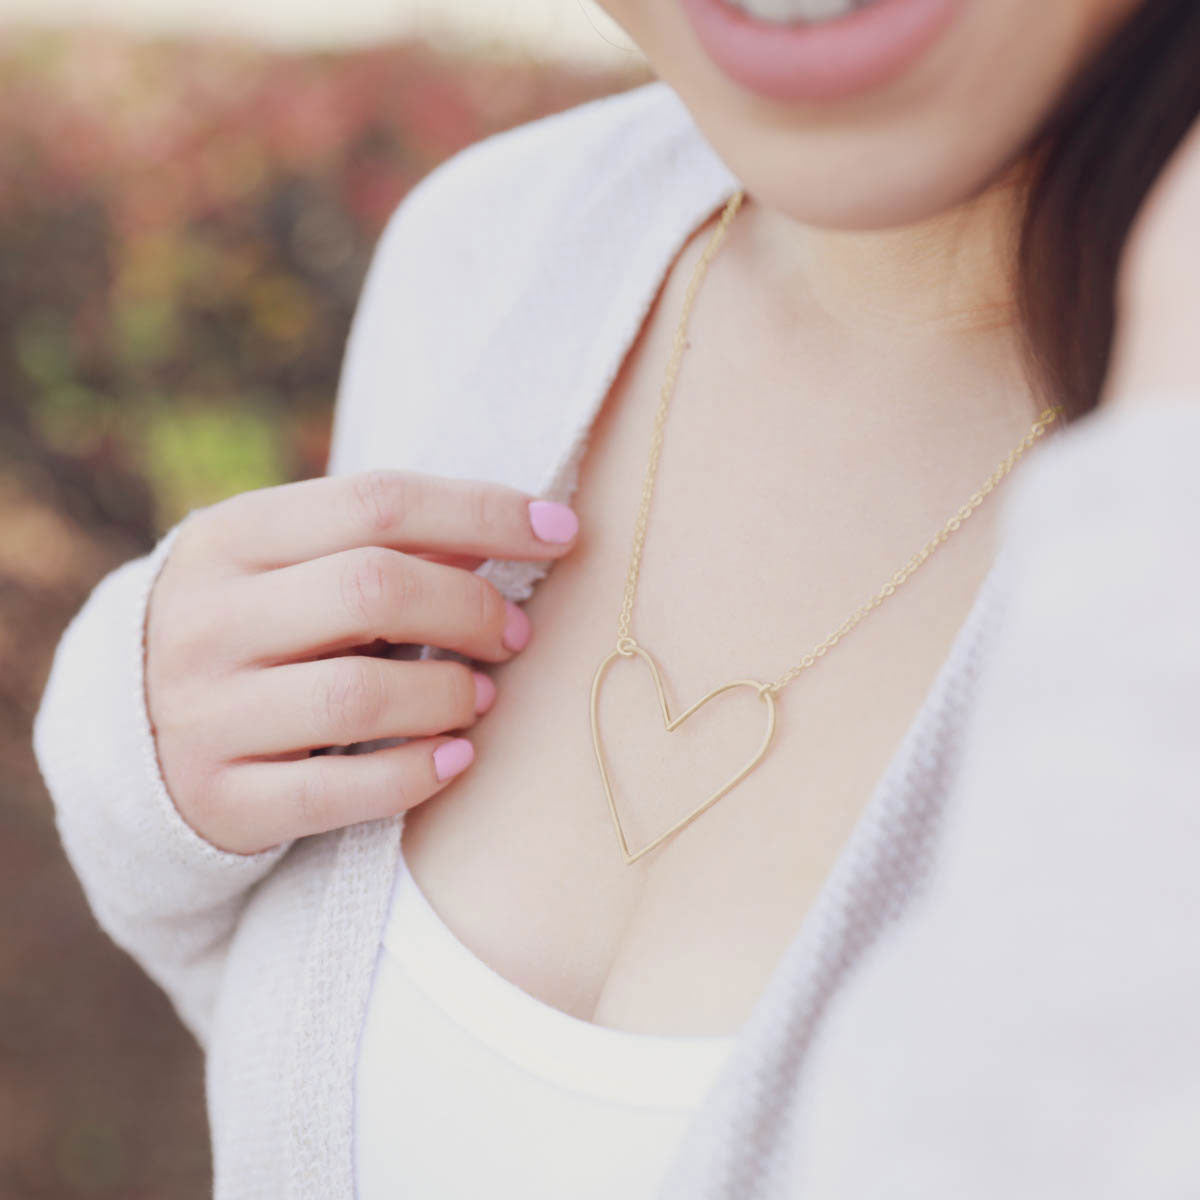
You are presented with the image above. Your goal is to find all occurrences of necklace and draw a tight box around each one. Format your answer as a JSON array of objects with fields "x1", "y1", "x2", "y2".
[{"x1": 589, "y1": 187, "x2": 1064, "y2": 866}]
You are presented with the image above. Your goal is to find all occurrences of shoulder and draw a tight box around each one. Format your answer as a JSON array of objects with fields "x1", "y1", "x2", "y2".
[
  {"x1": 341, "y1": 77, "x2": 695, "y2": 340},
  {"x1": 368, "y1": 77, "x2": 689, "y2": 257},
  {"x1": 328, "y1": 78, "x2": 727, "y2": 479}
]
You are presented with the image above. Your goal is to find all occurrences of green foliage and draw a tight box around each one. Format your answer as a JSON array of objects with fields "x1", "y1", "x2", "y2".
[
  {"x1": 0, "y1": 30, "x2": 634, "y2": 541},
  {"x1": 135, "y1": 397, "x2": 288, "y2": 523}
]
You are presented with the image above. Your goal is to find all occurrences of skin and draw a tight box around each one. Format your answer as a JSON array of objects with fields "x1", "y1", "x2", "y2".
[
  {"x1": 593, "y1": 0, "x2": 1148, "y2": 343},
  {"x1": 147, "y1": 475, "x2": 577, "y2": 855},
  {"x1": 147, "y1": 0, "x2": 1200, "y2": 1029},
  {"x1": 395, "y1": 0, "x2": 1200, "y2": 1037}
]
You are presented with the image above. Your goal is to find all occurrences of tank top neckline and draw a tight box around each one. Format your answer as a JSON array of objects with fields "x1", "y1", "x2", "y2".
[{"x1": 380, "y1": 837, "x2": 740, "y2": 1109}]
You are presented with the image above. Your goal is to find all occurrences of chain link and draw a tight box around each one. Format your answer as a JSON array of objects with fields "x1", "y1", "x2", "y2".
[{"x1": 614, "y1": 187, "x2": 1064, "y2": 700}]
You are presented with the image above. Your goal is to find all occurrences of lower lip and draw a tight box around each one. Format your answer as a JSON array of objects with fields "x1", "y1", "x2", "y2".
[{"x1": 677, "y1": 0, "x2": 964, "y2": 104}]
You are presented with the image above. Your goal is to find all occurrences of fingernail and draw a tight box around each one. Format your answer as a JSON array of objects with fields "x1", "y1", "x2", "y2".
[
  {"x1": 528, "y1": 499, "x2": 579, "y2": 544},
  {"x1": 502, "y1": 599, "x2": 531, "y2": 652},
  {"x1": 472, "y1": 671, "x2": 496, "y2": 714},
  {"x1": 434, "y1": 737, "x2": 474, "y2": 781}
]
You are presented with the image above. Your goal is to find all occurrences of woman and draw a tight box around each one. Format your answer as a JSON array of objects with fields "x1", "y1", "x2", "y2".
[{"x1": 33, "y1": 0, "x2": 1200, "y2": 1196}]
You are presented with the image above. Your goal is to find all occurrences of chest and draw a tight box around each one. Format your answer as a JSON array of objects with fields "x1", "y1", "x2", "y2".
[{"x1": 399, "y1": 224, "x2": 1005, "y2": 1038}]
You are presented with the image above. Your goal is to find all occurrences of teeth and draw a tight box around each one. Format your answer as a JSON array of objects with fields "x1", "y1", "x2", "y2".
[{"x1": 723, "y1": 0, "x2": 877, "y2": 23}]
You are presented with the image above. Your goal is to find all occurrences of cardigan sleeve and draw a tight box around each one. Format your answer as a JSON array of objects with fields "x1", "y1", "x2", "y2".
[
  {"x1": 29, "y1": 148, "x2": 478, "y2": 1048},
  {"x1": 30, "y1": 513, "x2": 292, "y2": 1046},
  {"x1": 779, "y1": 390, "x2": 1200, "y2": 1197}
]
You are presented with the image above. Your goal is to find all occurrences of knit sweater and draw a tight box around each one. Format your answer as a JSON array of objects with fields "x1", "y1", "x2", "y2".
[{"x1": 32, "y1": 78, "x2": 1200, "y2": 1199}]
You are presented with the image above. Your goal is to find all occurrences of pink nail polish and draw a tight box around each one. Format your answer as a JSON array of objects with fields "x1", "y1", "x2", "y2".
[
  {"x1": 502, "y1": 599, "x2": 532, "y2": 652},
  {"x1": 528, "y1": 499, "x2": 579, "y2": 544},
  {"x1": 472, "y1": 671, "x2": 496, "y2": 714},
  {"x1": 434, "y1": 738, "x2": 474, "y2": 782}
]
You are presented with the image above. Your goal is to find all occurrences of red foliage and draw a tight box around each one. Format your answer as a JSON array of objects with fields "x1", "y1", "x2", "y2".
[{"x1": 1, "y1": 30, "x2": 647, "y2": 1199}]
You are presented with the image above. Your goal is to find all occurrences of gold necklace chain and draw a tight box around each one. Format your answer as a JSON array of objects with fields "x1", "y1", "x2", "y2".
[{"x1": 591, "y1": 186, "x2": 1064, "y2": 865}]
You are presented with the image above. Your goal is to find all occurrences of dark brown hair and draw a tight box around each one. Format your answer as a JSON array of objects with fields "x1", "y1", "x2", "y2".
[{"x1": 1015, "y1": 0, "x2": 1200, "y2": 421}]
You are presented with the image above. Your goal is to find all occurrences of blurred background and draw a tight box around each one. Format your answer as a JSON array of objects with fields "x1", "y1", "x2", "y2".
[{"x1": 1, "y1": 2, "x2": 648, "y2": 1195}]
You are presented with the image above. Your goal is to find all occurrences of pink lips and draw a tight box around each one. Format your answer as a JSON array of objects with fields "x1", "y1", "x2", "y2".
[{"x1": 678, "y1": 0, "x2": 964, "y2": 103}]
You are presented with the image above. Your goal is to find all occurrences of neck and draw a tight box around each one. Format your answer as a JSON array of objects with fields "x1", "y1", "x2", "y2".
[{"x1": 738, "y1": 159, "x2": 1031, "y2": 348}]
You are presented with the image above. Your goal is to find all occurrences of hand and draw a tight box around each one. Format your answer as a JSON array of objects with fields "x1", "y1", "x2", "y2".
[
  {"x1": 144, "y1": 470, "x2": 580, "y2": 855},
  {"x1": 1101, "y1": 110, "x2": 1200, "y2": 410}
]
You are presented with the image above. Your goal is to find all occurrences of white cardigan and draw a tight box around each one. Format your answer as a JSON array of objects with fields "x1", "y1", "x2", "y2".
[{"x1": 32, "y1": 78, "x2": 1200, "y2": 1199}]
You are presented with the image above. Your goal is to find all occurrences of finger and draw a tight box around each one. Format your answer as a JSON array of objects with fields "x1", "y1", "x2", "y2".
[
  {"x1": 413, "y1": 550, "x2": 488, "y2": 570},
  {"x1": 219, "y1": 547, "x2": 531, "y2": 668},
  {"x1": 196, "y1": 468, "x2": 579, "y2": 572},
  {"x1": 208, "y1": 734, "x2": 477, "y2": 852},
  {"x1": 207, "y1": 656, "x2": 495, "y2": 760}
]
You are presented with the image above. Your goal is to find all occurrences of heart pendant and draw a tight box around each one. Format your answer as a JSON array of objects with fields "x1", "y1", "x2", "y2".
[{"x1": 589, "y1": 639, "x2": 777, "y2": 865}]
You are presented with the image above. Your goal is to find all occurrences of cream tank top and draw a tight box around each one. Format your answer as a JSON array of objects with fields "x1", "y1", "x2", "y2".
[{"x1": 354, "y1": 835, "x2": 739, "y2": 1198}]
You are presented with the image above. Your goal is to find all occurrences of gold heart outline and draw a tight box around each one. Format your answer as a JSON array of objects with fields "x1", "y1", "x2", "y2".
[{"x1": 589, "y1": 640, "x2": 777, "y2": 865}]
